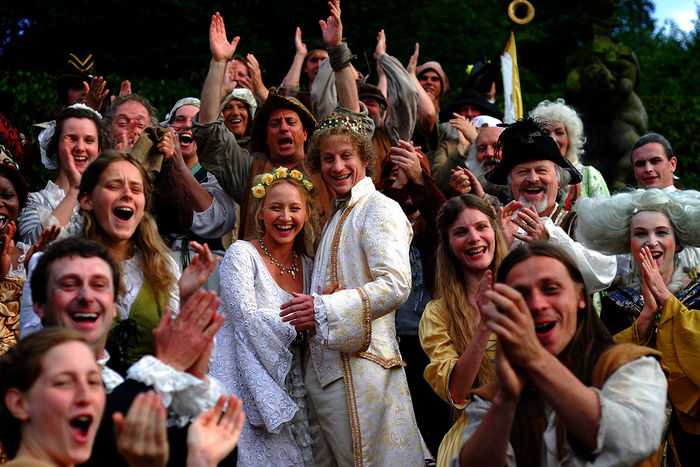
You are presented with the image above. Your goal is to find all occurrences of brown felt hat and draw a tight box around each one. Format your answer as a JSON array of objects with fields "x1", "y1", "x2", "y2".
[
  {"x1": 357, "y1": 82, "x2": 387, "y2": 109},
  {"x1": 416, "y1": 61, "x2": 450, "y2": 99},
  {"x1": 250, "y1": 88, "x2": 316, "y2": 153}
]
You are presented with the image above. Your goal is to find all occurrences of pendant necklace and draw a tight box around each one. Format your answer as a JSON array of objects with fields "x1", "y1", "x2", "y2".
[{"x1": 259, "y1": 236, "x2": 299, "y2": 279}]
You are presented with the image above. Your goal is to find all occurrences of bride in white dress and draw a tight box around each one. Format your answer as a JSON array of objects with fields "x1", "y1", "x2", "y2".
[{"x1": 210, "y1": 168, "x2": 317, "y2": 466}]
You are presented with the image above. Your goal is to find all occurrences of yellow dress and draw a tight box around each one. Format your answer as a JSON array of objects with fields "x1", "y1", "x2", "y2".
[
  {"x1": 418, "y1": 298, "x2": 497, "y2": 467},
  {"x1": 615, "y1": 294, "x2": 700, "y2": 434},
  {"x1": 612, "y1": 275, "x2": 700, "y2": 465}
]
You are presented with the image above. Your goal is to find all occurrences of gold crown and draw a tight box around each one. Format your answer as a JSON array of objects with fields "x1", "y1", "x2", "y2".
[{"x1": 316, "y1": 112, "x2": 368, "y2": 137}]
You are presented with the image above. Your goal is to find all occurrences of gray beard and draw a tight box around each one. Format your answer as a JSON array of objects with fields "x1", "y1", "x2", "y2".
[
  {"x1": 466, "y1": 146, "x2": 505, "y2": 197},
  {"x1": 518, "y1": 193, "x2": 549, "y2": 215}
]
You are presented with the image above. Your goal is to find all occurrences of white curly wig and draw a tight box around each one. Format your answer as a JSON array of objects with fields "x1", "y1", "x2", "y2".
[
  {"x1": 575, "y1": 188, "x2": 700, "y2": 255},
  {"x1": 529, "y1": 98, "x2": 585, "y2": 167}
]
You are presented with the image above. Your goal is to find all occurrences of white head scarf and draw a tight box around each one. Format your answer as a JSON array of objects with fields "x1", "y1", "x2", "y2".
[{"x1": 38, "y1": 103, "x2": 102, "y2": 170}]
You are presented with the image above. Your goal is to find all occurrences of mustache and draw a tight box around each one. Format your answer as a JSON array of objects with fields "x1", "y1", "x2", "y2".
[{"x1": 519, "y1": 181, "x2": 546, "y2": 193}]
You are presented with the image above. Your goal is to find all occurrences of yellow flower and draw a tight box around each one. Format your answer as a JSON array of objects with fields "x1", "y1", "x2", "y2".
[
  {"x1": 290, "y1": 169, "x2": 303, "y2": 180},
  {"x1": 261, "y1": 173, "x2": 275, "y2": 185},
  {"x1": 252, "y1": 184, "x2": 266, "y2": 198},
  {"x1": 274, "y1": 167, "x2": 288, "y2": 178},
  {"x1": 303, "y1": 179, "x2": 314, "y2": 191}
]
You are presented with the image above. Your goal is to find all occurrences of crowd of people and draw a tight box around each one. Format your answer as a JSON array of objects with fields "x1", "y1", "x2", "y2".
[{"x1": 1, "y1": 1, "x2": 699, "y2": 466}]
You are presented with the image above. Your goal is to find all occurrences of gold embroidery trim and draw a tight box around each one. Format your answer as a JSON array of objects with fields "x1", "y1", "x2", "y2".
[
  {"x1": 355, "y1": 351, "x2": 406, "y2": 369},
  {"x1": 341, "y1": 352, "x2": 364, "y2": 467},
  {"x1": 355, "y1": 287, "x2": 372, "y2": 352},
  {"x1": 329, "y1": 203, "x2": 355, "y2": 285}
]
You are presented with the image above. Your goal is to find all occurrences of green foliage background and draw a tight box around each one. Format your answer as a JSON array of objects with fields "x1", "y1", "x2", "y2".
[{"x1": 1, "y1": 0, "x2": 698, "y2": 191}]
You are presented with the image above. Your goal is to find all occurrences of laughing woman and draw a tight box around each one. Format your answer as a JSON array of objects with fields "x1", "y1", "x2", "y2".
[
  {"x1": 576, "y1": 188, "x2": 700, "y2": 465},
  {"x1": 19, "y1": 151, "x2": 215, "y2": 364},
  {"x1": 17, "y1": 104, "x2": 107, "y2": 245},
  {"x1": 0, "y1": 328, "x2": 105, "y2": 467},
  {"x1": 75, "y1": 150, "x2": 189, "y2": 365},
  {"x1": 418, "y1": 194, "x2": 508, "y2": 466},
  {"x1": 210, "y1": 167, "x2": 316, "y2": 466}
]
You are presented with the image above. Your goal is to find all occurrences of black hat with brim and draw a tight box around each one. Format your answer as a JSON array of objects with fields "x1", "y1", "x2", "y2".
[
  {"x1": 56, "y1": 53, "x2": 97, "y2": 92},
  {"x1": 250, "y1": 88, "x2": 317, "y2": 153},
  {"x1": 484, "y1": 118, "x2": 582, "y2": 185},
  {"x1": 440, "y1": 87, "x2": 503, "y2": 122}
]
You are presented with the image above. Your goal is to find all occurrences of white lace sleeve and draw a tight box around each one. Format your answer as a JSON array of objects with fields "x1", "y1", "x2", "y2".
[
  {"x1": 17, "y1": 182, "x2": 85, "y2": 245},
  {"x1": 209, "y1": 241, "x2": 299, "y2": 433},
  {"x1": 127, "y1": 356, "x2": 225, "y2": 428}
]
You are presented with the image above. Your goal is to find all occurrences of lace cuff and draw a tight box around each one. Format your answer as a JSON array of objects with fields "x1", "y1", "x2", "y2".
[
  {"x1": 127, "y1": 356, "x2": 224, "y2": 427},
  {"x1": 313, "y1": 293, "x2": 328, "y2": 343},
  {"x1": 101, "y1": 367, "x2": 125, "y2": 393}
]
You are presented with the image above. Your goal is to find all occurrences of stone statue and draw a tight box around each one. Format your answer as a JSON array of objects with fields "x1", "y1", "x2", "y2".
[{"x1": 564, "y1": 0, "x2": 648, "y2": 190}]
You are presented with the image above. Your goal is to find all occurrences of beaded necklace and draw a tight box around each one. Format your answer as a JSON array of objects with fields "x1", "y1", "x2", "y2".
[{"x1": 259, "y1": 236, "x2": 299, "y2": 279}]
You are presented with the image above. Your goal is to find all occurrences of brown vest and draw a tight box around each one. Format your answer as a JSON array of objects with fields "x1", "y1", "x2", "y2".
[{"x1": 471, "y1": 343, "x2": 663, "y2": 467}]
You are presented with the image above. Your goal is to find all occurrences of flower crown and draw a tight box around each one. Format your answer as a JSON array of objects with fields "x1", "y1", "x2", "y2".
[
  {"x1": 251, "y1": 166, "x2": 314, "y2": 199},
  {"x1": 315, "y1": 112, "x2": 368, "y2": 137}
]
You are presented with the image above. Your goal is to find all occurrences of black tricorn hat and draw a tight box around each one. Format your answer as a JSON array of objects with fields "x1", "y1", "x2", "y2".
[
  {"x1": 439, "y1": 87, "x2": 503, "y2": 122},
  {"x1": 465, "y1": 52, "x2": 500, "y2": 95},
  {"x1": 485, "y1": 118, "x2": 582, "y2": 185},
  {"x1": 56, "y1": 53, "x2": 97, "y2": 91}
]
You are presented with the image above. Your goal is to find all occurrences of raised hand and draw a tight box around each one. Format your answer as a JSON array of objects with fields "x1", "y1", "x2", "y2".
[
  {"x1": 209, "y1": 12, "x2": 240, "y2": 62},
  {"x1": 153, "y1": 290, "x2": 224, "y2": 378},
  {"x1": 85, "y1": 76, "x2": 109, "y2": 111},
  {"x1": 156, "y1": 128, "x2": 178, "y2": 162},
  {"x1": 374, "y1": 29, "x2": 386, "y2": 59},
  {"x1": 246, "y1": 54, "x2": 269, "y2": 101},
  {"x1": 113, "y1": 391, "x2": 169, "y2": 467},
  {"x1": 497, "y1": 200, "x2": 523, "y2": 248},
  {"x1": 449, "y1": 112, "x2": 477, "y2": 146},
  {"x1": 119, "y1": 80, "x2": 132, "y2": 97},
  {"x1": 449, "y1": 167, "x2": 471, "y2": 196},
  {"x1": 0, "y1": 221, "x2": 16, "y2": 278},
  {"x1": 24, "y1": 224, "x2": 61, "y2": 269},
  {"x1": 407, "y1": 42, "x2": 420, "y2": 75},
  {"x1": 449, "y1": 167, "x2": 485, "y2": 197},
  {"x1": 221, "y1": 60, "x2": 237, "y2": 96},
  {"x1": 494, "y1": 341, "x2": 527, "y2": 400},
  {"x1": 179, "y1": 241, "x2": 220, "y2": 302},
  {"x1": 481, "y1": 283, "x2": 543, "y2": 370},
  {"x1": 186, "y1": 394, "x2": 245, "y2": 467},
  {"x1": 319, "y1": 0, "x2": 342, "y2": 47},
  {"x1": 476, "y1": 270, "x2": 497, "y2": 321},
  {"x1": 294, "y1": 27, "x2": 308, "y2": 56},
  {"x1": 512, "y1": 205, "x2": 548, "y2": 242},
  {"x1": 389, "y1": 140, "x2": 424, "y2": 186},
  {"x1": 639, "y1": 246, "x2": 672, "y2": 307}
]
